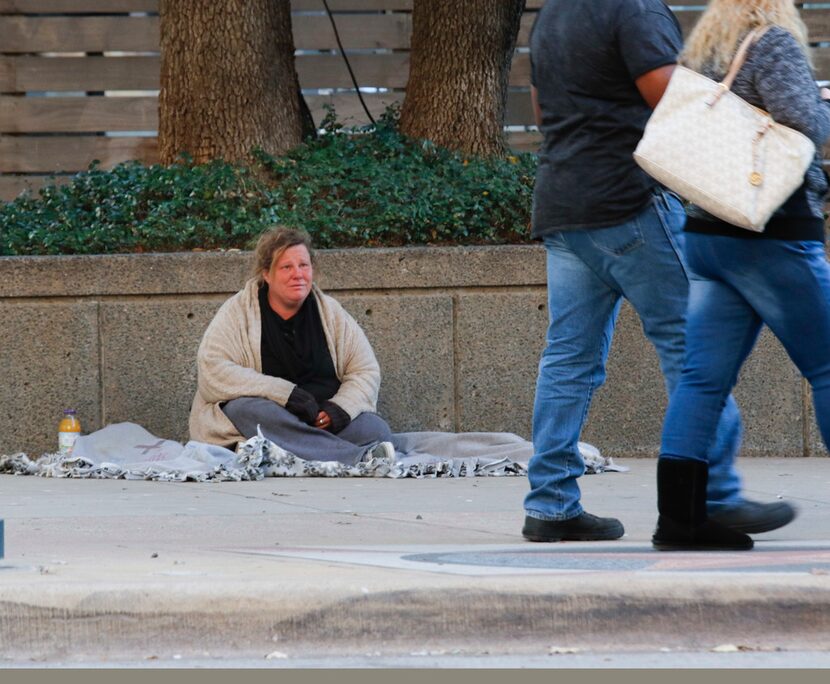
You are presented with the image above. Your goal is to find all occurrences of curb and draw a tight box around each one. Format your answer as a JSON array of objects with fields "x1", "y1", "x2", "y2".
[{"x1": 3, "y1": 583, "x2": 830, "y2": 659}]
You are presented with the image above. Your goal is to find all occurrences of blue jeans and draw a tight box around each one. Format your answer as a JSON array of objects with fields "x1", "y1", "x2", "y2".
[
  {"x1": 525, "y1": 193, "x2": 743, "y2": 521},
  {"x1": 662, "y1": 234, "x2": 830, "y2": 462}
]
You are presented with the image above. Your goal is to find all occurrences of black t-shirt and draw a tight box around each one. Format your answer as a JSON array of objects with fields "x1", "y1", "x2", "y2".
[
  {"x1": 529, "y1": 0, "x2": 682, "y2": 235},
  {"x1": 258, "y1": 286, "x2": 341, "y2": 403}
]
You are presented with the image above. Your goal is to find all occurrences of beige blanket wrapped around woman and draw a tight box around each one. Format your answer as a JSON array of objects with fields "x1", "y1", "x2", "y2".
[{"x1": 189, "y1": 279, "x2": 381, "y2": 447}]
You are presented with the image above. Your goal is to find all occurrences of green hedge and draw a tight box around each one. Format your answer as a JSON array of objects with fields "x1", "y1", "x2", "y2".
[{"x1": 0, "y1": 108, "x2": 536, "y2": 256}]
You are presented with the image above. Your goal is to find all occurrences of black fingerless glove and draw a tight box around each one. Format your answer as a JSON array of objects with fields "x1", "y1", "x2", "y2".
[
  {"x1": 321, "y1": 400, "x2": 351, "y2": 434},
  {"x1": 285, "y1": 387, "x2": 319, "y2": 425}
]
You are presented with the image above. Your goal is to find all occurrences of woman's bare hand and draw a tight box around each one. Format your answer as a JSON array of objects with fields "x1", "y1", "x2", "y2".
[{"x1": 315, "y1": 410, "x2": 332, "y2": 430}]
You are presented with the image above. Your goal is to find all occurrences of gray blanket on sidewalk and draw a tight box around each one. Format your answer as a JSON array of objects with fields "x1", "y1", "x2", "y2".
[{"x1": 0, "y1": 422, "x2": 626, "y2": 481}]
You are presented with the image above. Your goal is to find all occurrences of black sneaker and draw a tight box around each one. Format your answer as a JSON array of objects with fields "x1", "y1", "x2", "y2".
[
  {"x1": 522, "y1": 512, "x2": 625, "y2": 542},
  {"x1": 709, "y1": 500, "x2": 797, "y2": 534}
]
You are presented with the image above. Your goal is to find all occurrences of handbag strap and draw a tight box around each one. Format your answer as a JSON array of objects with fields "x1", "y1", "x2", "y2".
[{"x1": 721, "y1": 25, "x2": 773, "y2": 90}]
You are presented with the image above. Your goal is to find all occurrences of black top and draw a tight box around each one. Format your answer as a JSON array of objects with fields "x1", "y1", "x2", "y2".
[
  {"x1": 685, "y1": 184, "x2": 825, "y2": 242},
  {"x1": 529, "y1": 0, "x2": 682, "y2": 235},
  {"x1": 258, "y1": 285, "x2": 341, "y2": 403}
]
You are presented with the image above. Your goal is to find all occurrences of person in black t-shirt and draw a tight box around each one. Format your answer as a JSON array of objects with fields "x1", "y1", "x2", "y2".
[{"x1": 522, "y1": 0, "x2": 762, "y2": 542}]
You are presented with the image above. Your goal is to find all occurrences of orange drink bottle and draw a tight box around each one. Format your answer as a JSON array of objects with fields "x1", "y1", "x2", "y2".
[{"x1": 58, "y1": 409, "x2": 81, "y2": 456}]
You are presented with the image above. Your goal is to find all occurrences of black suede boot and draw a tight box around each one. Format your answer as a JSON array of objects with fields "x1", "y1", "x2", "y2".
[{"x1": 652, "y1": 458, "x2": 753, "y2": 551}]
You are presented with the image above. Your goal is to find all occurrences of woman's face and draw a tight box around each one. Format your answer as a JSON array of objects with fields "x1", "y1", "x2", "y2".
[{"x1": 262, "y1": 244, "x2": 314, "y2": 314}]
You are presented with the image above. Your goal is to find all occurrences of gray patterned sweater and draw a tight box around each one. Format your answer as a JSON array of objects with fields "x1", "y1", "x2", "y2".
[{"x1": 687, "y1": 26, "x2": 830, "y2": 234}]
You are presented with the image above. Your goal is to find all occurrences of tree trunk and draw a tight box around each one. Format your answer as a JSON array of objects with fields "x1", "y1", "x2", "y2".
[
  {"x1": 159, "y1": 0, "x2": 303, "y2": 164},
  {"x1": 399, "y1": 0, "x2": 525, "y2": 158}
]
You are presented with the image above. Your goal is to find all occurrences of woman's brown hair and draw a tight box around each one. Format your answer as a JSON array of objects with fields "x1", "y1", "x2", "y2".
[{"x1": 250, "y1": 226, "x2": 316, "y2": 284}]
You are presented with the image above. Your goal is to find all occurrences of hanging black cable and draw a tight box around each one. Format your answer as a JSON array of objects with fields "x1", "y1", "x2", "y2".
[{"x1": 321, "y1": 0, "x2": 377, "y2": 125}]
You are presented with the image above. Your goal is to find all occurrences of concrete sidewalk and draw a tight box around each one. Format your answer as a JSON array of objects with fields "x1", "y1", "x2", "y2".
[{"x1": 2, "y1": 457, "x2": 830, "y2": 664}]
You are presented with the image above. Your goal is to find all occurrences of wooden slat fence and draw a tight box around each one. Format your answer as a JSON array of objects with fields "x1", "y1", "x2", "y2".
[{"x1": 2, "y1": 1, "x2": 829, "y2": 200}]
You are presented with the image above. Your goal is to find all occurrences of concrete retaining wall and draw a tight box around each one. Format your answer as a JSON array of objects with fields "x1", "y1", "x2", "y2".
[{"x1": 0, "y1": 245, "x2": 818, "y2": 458}]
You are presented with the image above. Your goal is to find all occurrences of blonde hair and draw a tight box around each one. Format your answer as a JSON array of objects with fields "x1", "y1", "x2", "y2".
[
  {"x1": 681, "y1": 0, "x2": 811, "y2": 74},
  {"x1": 251, "y1": 226, "x2": 315, "y2": 284}
]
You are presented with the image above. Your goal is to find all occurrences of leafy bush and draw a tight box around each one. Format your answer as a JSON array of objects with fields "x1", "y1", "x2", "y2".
[{"x1": 0, "y1": 107, "x2": 536, "y2": 256}]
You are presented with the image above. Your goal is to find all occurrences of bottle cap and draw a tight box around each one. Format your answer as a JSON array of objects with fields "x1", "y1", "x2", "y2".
[{"x1": 63, "y1": 408, "x2": 76, "y2": 415}]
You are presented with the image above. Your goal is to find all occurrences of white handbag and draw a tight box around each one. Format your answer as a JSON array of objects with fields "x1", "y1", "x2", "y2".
[{"x1": 633, "y1": 27, "x2": 815, "y2": 232}]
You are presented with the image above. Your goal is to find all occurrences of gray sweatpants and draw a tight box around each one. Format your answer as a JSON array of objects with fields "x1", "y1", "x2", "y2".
[{"x1": 222, "y1": 396, "x2": 392, "y2": 465}]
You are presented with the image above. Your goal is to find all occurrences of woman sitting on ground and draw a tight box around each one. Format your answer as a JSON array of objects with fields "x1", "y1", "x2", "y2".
[{"x1": 189, "y1": 226, "x2": 394, "y2": 464}]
